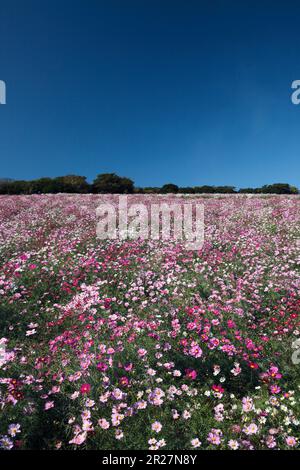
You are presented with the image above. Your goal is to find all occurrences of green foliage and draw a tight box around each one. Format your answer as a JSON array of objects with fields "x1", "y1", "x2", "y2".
[
  {"x1": 0, "y1": 176, "x2": 299, "y2": 195},
  {"x1": 92, "y1": 173, "x2": 134, "y2": 194},
  {"x1": 239, "y1": 183, "x2": 299, "y2": 194},
  {"x1": 160, "y1": 183, "x2": 179, "y2": 193}
]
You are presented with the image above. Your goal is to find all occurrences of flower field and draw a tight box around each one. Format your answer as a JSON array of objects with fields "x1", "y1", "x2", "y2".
[{"x1": 1, "y1": 194, "x2": 300, "y2": 450}]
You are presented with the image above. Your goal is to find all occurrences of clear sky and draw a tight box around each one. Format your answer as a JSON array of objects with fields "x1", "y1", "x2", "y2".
[{"x1": 1, "y1": 0, "x2": 300, "y2": 188}]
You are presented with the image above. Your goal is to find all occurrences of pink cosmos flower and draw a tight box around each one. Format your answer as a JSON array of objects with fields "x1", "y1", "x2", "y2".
[
  {"x1": 228, "y1": 440, "x2": 239, "y2": 450},
  {"x1": 212, "y1": 384, "x2": 224, "y2": 394},
  {"x1": 80, "y1": 383, "x2": 91, "y2": 395},
  {"x1": 69, "y1": 432, "x2": 87, "y2": 445},
  {"x1": 97, "y1": 362, "x2": 108, "y2": 372},
  {"x1": 189, "y1": 343, "x2": 203, "y2": 358},
  {"x1": 286, "y1": 436, "x2": 297, "y2": 447},
  {"x1": 119, "y1": 376, "x2": 129, "y2": 387},
  {"x1": 45, "y1": 401, "x2": 54, "y2": 410},
  {"x1": 151, "y1": 421, "x2": 162, "y2": 433},
  {"x1": 191, "y1": 438, "x2": 201, "y2": 448},
  {"x1": 115, "y1": 429, "x2": 124, "y2": 440},
  {"x1": 207, "y1": 429, "x2": 222, "y2": 445},
  {"x1": 98, "y1": 419, "x2": 110, "y2": 429},
  {"x1": 185, "y1": 369, "x2": 197, "y2": 380},
  {"x1": 243, "y1": 423, "x2": 258, "y2": 435},
  {"x1": 270, "y1": 384, "x2": 281, "y2": 394},
  {"x1": 242, "y1": 397, "x2": 254, "y2": 412},
  {"x1": 137, "y1": 348, "x2": 147, "y2": 357}
]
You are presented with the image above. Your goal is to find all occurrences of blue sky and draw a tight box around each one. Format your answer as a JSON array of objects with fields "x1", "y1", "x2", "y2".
[{"x1": 1, "y1": 0, "x2": 300, "y2": 188}]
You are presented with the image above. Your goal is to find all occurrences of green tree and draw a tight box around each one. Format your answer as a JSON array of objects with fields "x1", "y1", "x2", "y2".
[
  {"x1": 142, "y1": 187, "x2": 160, "y2": 194},
  {"x1": 260, "y1": 183, "x2": 297, "y2": 194},
  {"x1": 28, "y1": 178, "x2": 59, "y2": 194},
  {"x1": 54, "y1": 175, "x2": 90, "y2": 193},
  {"x1": 214, "y1": 186, "x2": 236, "y2": 194},
  {"x1": 193, "y1": 186, "x2": 215, "y2": 193},
  {"x1": 93, "y1": 173, "x2": 134, "y2": 193},
  {"x1": 178, "y1": 187, "x2": 195, "y2": 193},
  {"x1": 238, "y1": 188, "x2": 256, "y2": 193},
  {"x1": 160, "y1": 183, "x2": 179, "y2": 193}
]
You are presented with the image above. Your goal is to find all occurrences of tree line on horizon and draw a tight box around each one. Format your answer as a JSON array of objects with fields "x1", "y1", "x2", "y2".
[{"x1": 0, "y1": 174, "x2": 298, "y2": 195}]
